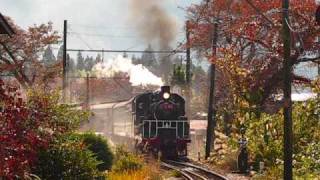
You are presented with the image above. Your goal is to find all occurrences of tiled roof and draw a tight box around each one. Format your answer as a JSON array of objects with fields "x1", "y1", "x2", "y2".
[{"x1": 0, "y1": 13, "x2": 14, "y2": 36}]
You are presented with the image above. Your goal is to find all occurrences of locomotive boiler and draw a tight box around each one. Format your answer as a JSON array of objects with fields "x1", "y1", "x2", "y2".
[{"x1": 110, "y1": 86, "x2": 190, "y2": 158}]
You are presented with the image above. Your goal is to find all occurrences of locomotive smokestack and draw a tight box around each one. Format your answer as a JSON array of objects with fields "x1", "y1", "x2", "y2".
[{"x1": 161, "y1": 86, "x2": 170, "y2": 93}]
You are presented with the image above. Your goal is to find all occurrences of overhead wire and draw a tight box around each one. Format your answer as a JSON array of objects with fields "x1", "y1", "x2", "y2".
[
  {"x1": 68, "y1": 31, "x2": 138, "y2": 39},
  {"x1": 68, "y1": 26, "x2": 93, "y2": 50}
]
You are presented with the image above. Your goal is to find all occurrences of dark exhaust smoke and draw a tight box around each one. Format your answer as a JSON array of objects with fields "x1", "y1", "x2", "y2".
[{"x1": 128, "y1": 0, "x2": 177, "y2": 50}]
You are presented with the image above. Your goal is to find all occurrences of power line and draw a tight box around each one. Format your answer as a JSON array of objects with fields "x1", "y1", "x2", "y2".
[
  {"x1": 68, "y1": 31, "x2": 138, "y2": 39},
  {"x1": 66, "y1": 49, "x2": 186, "y2": 54},
  {"x1": 68, "y1": 26, "x2": 93, "y2": 50},
  {"x1": 69, "y1": 23, "x2": 135, "y2": 30}
]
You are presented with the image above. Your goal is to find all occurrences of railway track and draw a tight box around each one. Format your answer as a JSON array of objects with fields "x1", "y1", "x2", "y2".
[{"x1": 161, "y1": 160, "x2": 229, "y2": 180}]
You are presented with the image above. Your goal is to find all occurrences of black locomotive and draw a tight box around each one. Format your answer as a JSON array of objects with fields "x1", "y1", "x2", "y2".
[{"x1": 110, "y1": 86, "x2": 190, "y2": 158}]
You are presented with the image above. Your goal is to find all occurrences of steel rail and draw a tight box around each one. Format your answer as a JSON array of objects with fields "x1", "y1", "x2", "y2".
[
  {"x1": 161, "y1": 162, "x2": 194, "y2": 180},
  {"x1": 166, "y1": 160, "x2": 229, "y2": 180}
]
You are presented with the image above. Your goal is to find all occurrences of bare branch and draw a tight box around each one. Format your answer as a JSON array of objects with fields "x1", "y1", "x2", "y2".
[{"x1": 243, "y1": 0, "x2": 275, "y2": 27}]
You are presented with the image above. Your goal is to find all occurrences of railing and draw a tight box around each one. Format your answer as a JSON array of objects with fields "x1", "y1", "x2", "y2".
[{"x1": 142, "y1": 119, "x2": 189, "y2": 139}]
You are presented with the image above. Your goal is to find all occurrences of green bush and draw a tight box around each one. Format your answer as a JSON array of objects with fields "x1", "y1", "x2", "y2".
[
  {"x1": 112, "y1": 146, "x2": 143, "y2": 173},
  {"x1": 171, "y1": 170, "x2": 183, "y2": 177},
  {"x1": 80, "y1": 132, "x2": 114, "y2": 171},
  {"x1": 33, "y1": 141, "x2": 103, "y2": 179},
  {"x1": 112, "y1": 154, "x2": 143, "y2": 173}
]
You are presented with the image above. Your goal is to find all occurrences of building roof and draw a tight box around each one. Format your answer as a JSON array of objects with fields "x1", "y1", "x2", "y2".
[{"x1": 0, "y1": 13, "x2": 14, "y2": 36}]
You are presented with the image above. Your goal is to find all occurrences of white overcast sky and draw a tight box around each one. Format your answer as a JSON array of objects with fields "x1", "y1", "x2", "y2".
[{"x1": 0, "y1": 0, "x2": 200, "y2": 58}]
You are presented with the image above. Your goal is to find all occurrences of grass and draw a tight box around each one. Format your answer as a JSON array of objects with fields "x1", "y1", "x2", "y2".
[
  {"x1": 107, "y1": 164, "x2": 162, "y2": 180},
  {"x1": 170, "y1": 170, "x2": 183, "y2": 177}
]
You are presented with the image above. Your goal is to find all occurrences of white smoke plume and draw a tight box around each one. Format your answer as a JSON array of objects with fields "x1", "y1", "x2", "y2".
[
  {"x1": 316, "y1": 0, "x2": 320, "y2": 5},
  {"x1": 92, "y1": 55, "x2": 163, "y2": 86}
]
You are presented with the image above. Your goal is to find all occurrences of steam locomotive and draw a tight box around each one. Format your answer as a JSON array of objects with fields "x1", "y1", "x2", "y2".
[{"x1": 109, "y1": 86, "x2": 190, "y2": 158}]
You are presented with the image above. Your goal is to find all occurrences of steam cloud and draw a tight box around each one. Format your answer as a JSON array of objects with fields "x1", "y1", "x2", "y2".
[
  {"x1": 128, "y1": 0, "x2": 178, "y2": 49},
  {"x1": 92, "y1": 55, "x2": 164, "y2": 86}
]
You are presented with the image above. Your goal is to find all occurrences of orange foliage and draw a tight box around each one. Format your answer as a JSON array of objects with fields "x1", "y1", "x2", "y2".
[{"x1": 187, "y1": 0, "x2": 320, "y2": 106}]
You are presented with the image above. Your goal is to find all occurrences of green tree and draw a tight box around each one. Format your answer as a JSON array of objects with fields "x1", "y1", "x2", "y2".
[
  {"x1": 84, "y1": 55, "x2": 95, "y2": 71},
  {"x1": 34, "y1": 140, "x2": 103, "y2": 179},
  {"x1": 42, "y1": 45, "x2": 56, "y2": 66},
  {"x1": 141, "y1": 44, "x2": 157, "y2": 67},
  {"x1": 95, "y1": 54, "x2": 102, "y2": 64},
  {"x1": 80, "y1": 133, "x2": 114, "y2": 171},
  {"x1": 57, "y1": 45, "x2": 63, "y2": 61},
  {"x1": 76, "y1": 51, "x2": 85, "y2": 70}
]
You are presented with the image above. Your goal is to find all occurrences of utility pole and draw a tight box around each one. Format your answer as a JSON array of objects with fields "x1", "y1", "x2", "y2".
[
  {"x1": 186, "y1": 20, "x2": 191, "y2": 84},
  {"x1": 205, "y1": 20, "x2": 218, "y2": 159},
  {"x1": 86, "y1": 73, "x2": 90, "y2": 108},
  {"x1": 186, "y1": 20, "x2": 192, "y2": 118},
  {"x1": 282, "y1": 0, "x2": 293, "y2": 179},
  {"x1": 62, "y1": 20, "x2": 67, "y2": 103}
]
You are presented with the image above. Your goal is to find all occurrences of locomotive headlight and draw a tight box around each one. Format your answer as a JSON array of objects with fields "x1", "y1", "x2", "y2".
[{"x1": 163, "y1": 92, "x2": 170, "y2": 99}]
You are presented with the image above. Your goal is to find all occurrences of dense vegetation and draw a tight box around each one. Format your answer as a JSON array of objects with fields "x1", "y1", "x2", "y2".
[
  {"x1": 208, "y1": 79, "x2": 320, "y2": 178},
  {"x1": 70, "y1": 132, "x2": 114, "y2": 171},
  {"x1": 0, "y1": 81, "x2": 115, "y2": 179},
  {"x1": 185, "y1": 0, "x2": 320, "y2": 178},
  {"x1": 1, "y1": 1, "x2": 320, "y2": 179}
]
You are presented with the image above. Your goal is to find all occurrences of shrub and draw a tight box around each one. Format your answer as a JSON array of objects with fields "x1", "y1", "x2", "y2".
[
  {"x1": 79, "y1": 132, "x2": 114, "y2": 171},
  {"x1": 27, "y1": 90, "x2": 90, "y2": 135},
  {"x1": 108, "y1": 159, "x2": 161, "y2": 180},
  {"x1": 112, "y1": 154, "x2": 143, "y2": 173},
  {"x1": 0, "y1": 81, "x2": 51, "y2": 179},
  {"x1": 171, "y1": 170, "x2": 183, "y2": 177},
  {"x1": 33, "y1": 140, "x2": 103, "y2": 179}
]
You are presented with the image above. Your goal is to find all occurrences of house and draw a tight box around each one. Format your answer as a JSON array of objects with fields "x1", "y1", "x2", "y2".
[{"x1": 0, "y1": 13, "x2": 14, "y2": 36}]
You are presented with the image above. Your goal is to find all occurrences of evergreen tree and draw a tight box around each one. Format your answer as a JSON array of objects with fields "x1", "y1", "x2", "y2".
[
  {"x1": 84, "y1": 56, "x2": 94, "y2": 71},
  {"x1": 67, "y1": 54, "x2": 75, "y2": 73},
  {"x1": 123, "y1": 52, "x2": 128, "y2": 58},
  {"x1": 141, "y1": 44, "x2": 157, "y2": 67},
  {"x1": 57, "y1": 45, "x2": 63, "y2": 61},
  {"x1": 42, "y1": 45, "x2": 56, "y2": 66},
  {"x1": 76, "y1": 51, "x2": 85, "y2": 71},
  {"x1": 131, "y1": 54, "x2": 141, "y2": 65},
  {"x1": 95, "y1": 54, "x2": 102, "y2": 64}
]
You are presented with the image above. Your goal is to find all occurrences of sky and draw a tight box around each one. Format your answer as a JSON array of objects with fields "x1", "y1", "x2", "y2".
[{"x1": 0, "y1": 0, "x2": 201, "y2": 59}]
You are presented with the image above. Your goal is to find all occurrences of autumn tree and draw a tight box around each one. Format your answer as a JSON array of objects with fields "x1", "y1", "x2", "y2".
[
  {"x1": 0, "y1": 16, "x2": 59, "y2": 89},
  {"x1": 187, "y1": 0, "x2": 320, "y2": 112},
  {"x1": 0, "y1": 80, "x2": 50, "y2": 178}
]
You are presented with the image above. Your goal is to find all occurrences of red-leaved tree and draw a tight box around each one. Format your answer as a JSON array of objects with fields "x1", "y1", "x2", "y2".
[
  {"x1": 187, "y1": 0, "x2": 320, "y2": 109},
  {"x1": 0, "y1": 79, "x2": 52, "y2": 179},
  {"x1": 0, "y1": 16, "x2": 60, "y2": 89}
]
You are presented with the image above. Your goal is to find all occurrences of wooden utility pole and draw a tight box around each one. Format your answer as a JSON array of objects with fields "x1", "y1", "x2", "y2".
[
  {"x1": 282, "y1": 0, "x2": 293, "y2": 179},
  {"x1": 86, "y1": 73, "x2": 90, "y2": 108},
  {"x1": 62, "y1": 20, "x2": 67, "y2": 103},
  {"x1": 205, "y1": 20, "x2": 218, "y2": 160},
  {"x1": 186, "y1": 20, "x2": 192, "y2": 117},
  {"x1": 186, "y1": 20, "x2": 191, "y2": 84}
]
